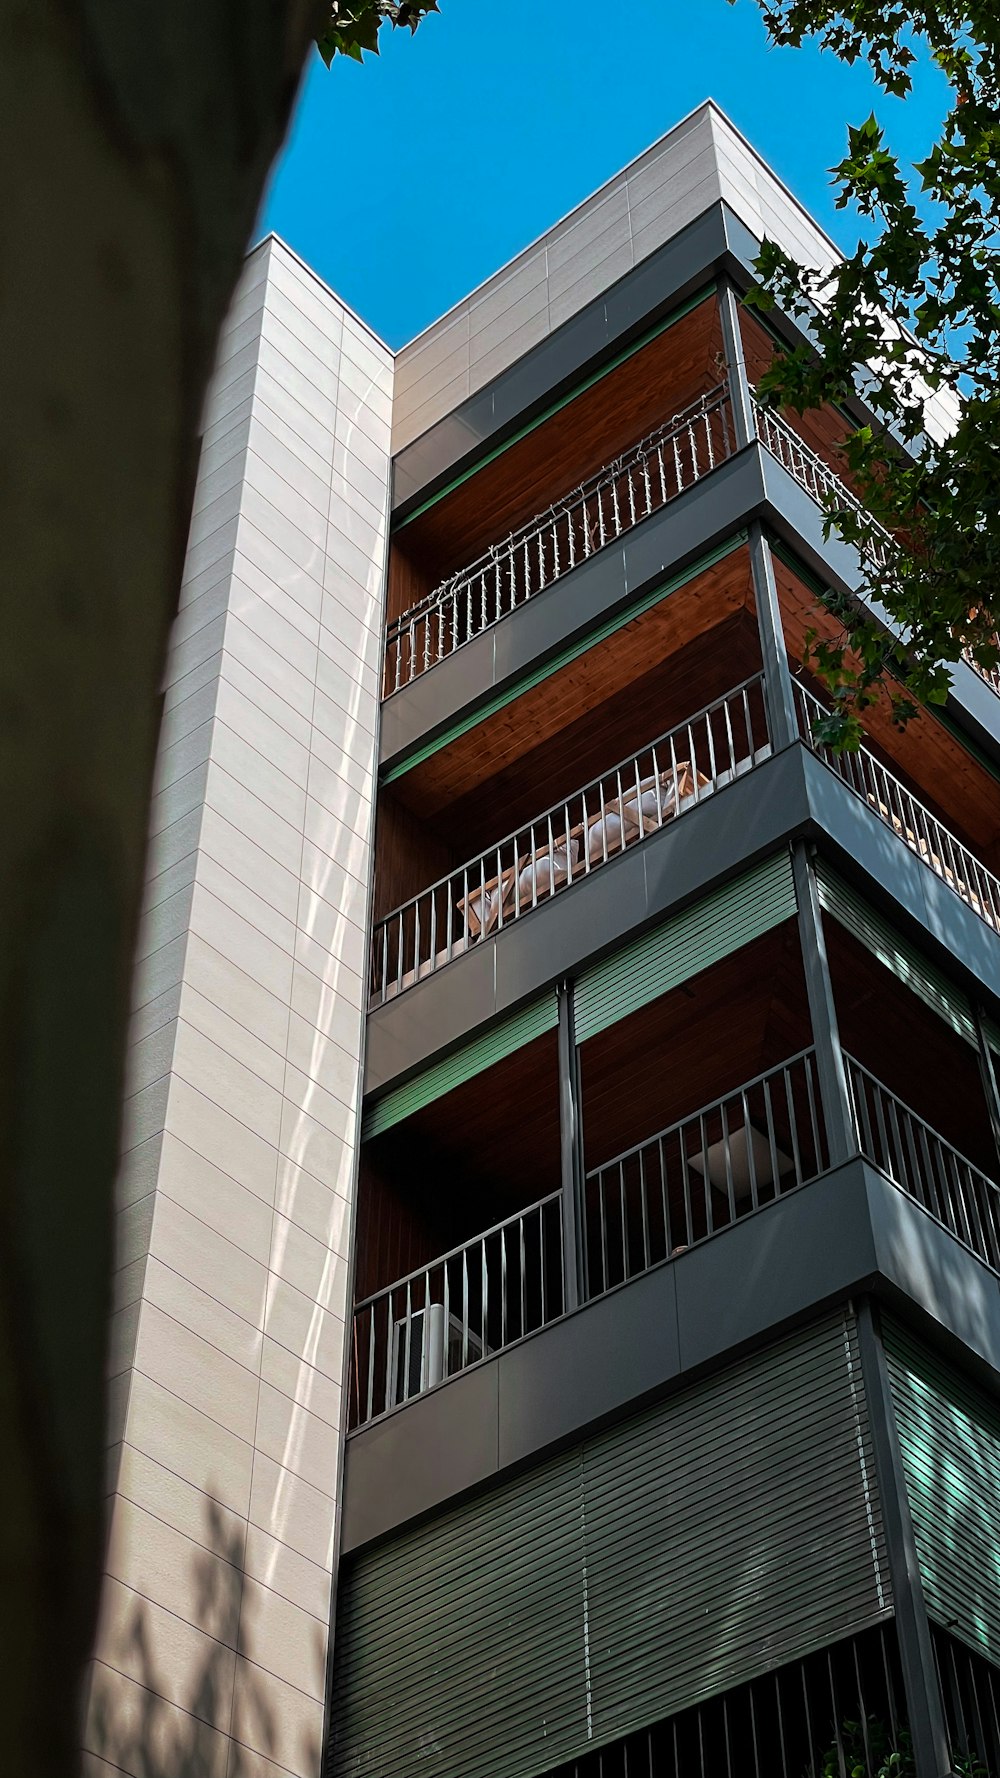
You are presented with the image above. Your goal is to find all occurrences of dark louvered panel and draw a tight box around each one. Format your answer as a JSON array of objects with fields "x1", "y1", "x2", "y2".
[
  {"x1": 583, "y1": 1312, "x2": 891, "y2": 1741},
  {"x1": 885, "y1": 1319, "x2": 1000, "y2": 1664},
  {"x1": 328, "y1": 1313, "x2": 891, "y2": 1778},
  {"x1": 329, "y1": 1446, "x2": 590, "y2": 1778}
]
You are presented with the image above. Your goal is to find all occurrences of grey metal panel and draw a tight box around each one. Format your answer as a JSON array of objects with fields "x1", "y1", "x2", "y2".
[
  {"x1": 497, "y1": 1259, "x2": 681, "y2": 1468},
  {"x1": 339, "y1": 1358, "x2": 499, "y2": 1553},
  {"x1": 884, "y1": 1319, "x2": 1000, "y2": 1664},
  {"x1": 674, "y1": 1165, "x2": 879, "y2": 1373},
  {"x1": 801, "y1": 749, "x2": 1000, "y2": 1013},
  {"x1": 392, "y1": 205, "x2": 736, "y2": 515},
  {"x1": 867, "y1": 1171, "x2": 1000, "y2": 1376},
  {"x1": 330, "y1": 1314, "x2": 890, "y2": 1778}
]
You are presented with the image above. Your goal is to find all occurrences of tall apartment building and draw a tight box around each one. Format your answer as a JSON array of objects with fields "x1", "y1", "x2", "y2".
[{"x1": 86, "y1": 104, "x2": 1000, "y2": 1778}]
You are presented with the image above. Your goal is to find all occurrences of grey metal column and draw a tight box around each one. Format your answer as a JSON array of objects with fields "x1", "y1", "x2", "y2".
[
  {"x1": 557, "y1": 979, "x2": 586, "y2": 1312},
  {"x1": 855, "y1": 1300, "x2": 955, "y2": 1778},
  {"x1": 717, "y1": 278, "x2": 755, "y2": 451},
  {"x1": 973, "y1": 1004, "x2": 1000, "y2": 1168},
  {"x1": 749, "y1": 522, "x2": 799, "y2": 751},
  {"x1": 792, "y1": 840, "x2": 855, "y2": 1167}
]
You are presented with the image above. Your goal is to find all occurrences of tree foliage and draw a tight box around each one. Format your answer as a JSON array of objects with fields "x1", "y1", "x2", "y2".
[
  {"x1": 317, "y1": 0, "x2": 438, "y2": 65},
  {"x1": 735, "y1": 2, "x2": 1000, "y2": 744}
]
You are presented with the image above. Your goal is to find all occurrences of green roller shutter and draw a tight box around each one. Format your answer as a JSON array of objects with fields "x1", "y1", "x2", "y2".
[
  {"x1": 574, "y1": 851, "x2": 798, "y2": 1045},
  {"x1": 361, "y1": 992, "x2": 558, "y2": 1140},
  {"x1": 884, "y1": 1318, "x2": 1000, "y2": 1663},
  {"x1": 816, "y1": 862, "x2": 977, "y2": 1048},
  {"x1": 328, "y1": 1312, "x2": 891, "y2": 1778}
]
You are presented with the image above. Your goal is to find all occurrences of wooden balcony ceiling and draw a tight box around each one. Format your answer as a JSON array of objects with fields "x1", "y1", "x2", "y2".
[
  {"x1": 740, "y1": 307, "x2": 859, "y2": 488},
  {"x1": 390, "y1": 294, "x2": 724, "y2": 612},
  {"x1": 775, "y1": 554, "x2": 1000, "y2": 865},
  {"x1": 392, "y1": 550, "x2": 758, "y2": 830},
  {"x1": 580, "y1": 922, "x2": 810, "y2": 1171}
]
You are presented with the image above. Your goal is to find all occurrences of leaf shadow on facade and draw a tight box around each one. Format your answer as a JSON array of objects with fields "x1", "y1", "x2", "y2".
[{"x1": 87, "y1": 1497, "x2": 323, "y2": 1778}]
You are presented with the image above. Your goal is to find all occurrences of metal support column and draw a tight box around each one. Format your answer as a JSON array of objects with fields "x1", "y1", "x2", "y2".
[
  {"x1": 855, "y1": 1299, "x2": 955, "y2": 1778},
  {"x1": 557, "y1": 979, "x2": 586, "y2": 1313},
  {"x1": 717, "y1": 278, "x2": 755, "y2": 451},
  {"x1": 973, "y1": 1004, "x2": 1000, "y2": 1171},
  {"x1": 749, "y1": 521, "x2": 799, "y2": 752},
  {"x1": 792, "y1": 840, "x2": 855, "y2": 1168}
]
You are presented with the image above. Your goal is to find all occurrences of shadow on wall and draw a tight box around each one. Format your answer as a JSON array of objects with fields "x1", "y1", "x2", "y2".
[{"x1": 86, "y1": 1499, "x2": 324, "y2": 1777}]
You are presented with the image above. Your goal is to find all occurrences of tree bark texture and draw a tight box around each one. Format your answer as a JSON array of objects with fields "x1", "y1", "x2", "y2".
[{"x1": 0, "y1": 3, "x2": 320, "y2": 1769}]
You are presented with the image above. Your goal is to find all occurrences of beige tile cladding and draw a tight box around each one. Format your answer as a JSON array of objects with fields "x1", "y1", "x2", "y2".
[
  {"x1": 390, "y1": 100, "x2": 847, "y2": 454},
  {"x1": 86, "y1": 239, "x2": 390, "y2": 1778}
]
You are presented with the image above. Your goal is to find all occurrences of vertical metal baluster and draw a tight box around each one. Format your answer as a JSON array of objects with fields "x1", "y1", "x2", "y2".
[
  {"x1": 655, "y1": 1137, "x2": 670, "y2": 1255},
  {"x1": 413, "y1": 898, "x2": 421, "y2": 982},
  {"x1": 705, "y1": 404, "x2": 716, "y2": 470},
  {"x1": 650, "y1": 744, "x2": 664, "y2": 829},
  {"x1": 803, "y1": 1051, "x2": 824, "y2": 1171},
  {"x1": 672, "y1": 428, "x2": 683, "y2": 492},
  {"x1": 618, "y1": 1160, "x2": 629, "y2": 1282},
  {"x1": 611, "y1": 470, "x2": 621, "y2": 539},
  {"x1": 462, "y1": 1247, "x2": 469, "y2": 1368},
  {"x1": 627, "y1": 462, "x2": 637, "y2": 527},
  {"x1": 703, "y1": 704, "x2": 719, "y2": 787},
  {"x1": 782, "y1": 1063, "x2": 804, "y2": 1186},
  {"x1": 481, "y1": 1233, "x2": 489, "y2": 1353},
  {"x1": 719, "y1": 1099, "x2": 737, "y2": 1226},
  {"x1": 428, "y1": 886, "x2": 437, "y2": 974},
  {"x1": 687, "y1": 724, "x2": 700, "y2": 800},
  {"x1": 597, "y1": 485, "x2": 607, "y2": 547},
  {"x1": 539, "y1": 1203, "x2": 548, "y2": 1323},
  {"x1": 642, "y1": 452, "x2": 652, "y2": 517},
  {"x1": 638, "y1": 1144, "x2": 651, "y2": 1272},
  {"x1": 500, "y1": 1224, "x2": 507, "y2": 1348},
  {"x1": 442, "y1": 1257, "x2": 450, "y2": 1376},
  {"x1": 723, "y1": 690, "x2": 737, "y2": 777},
  {"x1": 599, "y1": 1174, "x2": 609, "y2": 1293},
  {"x1": 688, "y1": 419, "x2": 698, "y2": 481},
  {"x1": 519, "y1": 1212, "x2": 526, "y2": 1336},
  {"x1": 407, "y1": 616, "x2": 416, "y2": 684},
  {"x1": 402, "y1": 1279, "x2": 413, "y2": 1399},
  {"x1": 552, "y1": 516, "x2": 560, "y2": 580},
  {"x1": 384, "y1": 1290, "x2": 396, "y2": 1414},
  {"x1": 365, "y1": 1306, "x2": 375, "y2": 1424},
  {"x1": 522, "y1": 534, "x2": 530, "y2": 603},
  {"x1": 743, "y1": 1086, "x2": 761, "y2": 1208},
  {"x1": 395, "y1": 910, "x2": 403, "y2": 998},
  {"x1": 699, "y1": 1112, "x2": 713, "y2": 1235},
  {"x1": 656, "y1": 438, "x2": 667, "y2": 505}
]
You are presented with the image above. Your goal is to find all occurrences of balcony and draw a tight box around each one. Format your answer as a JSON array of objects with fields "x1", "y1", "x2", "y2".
[
  {"x1": 350, "y1": 1047, "x2": 825, "y2": 1428},
  {"x1": 755, "y1": 398, "x2": 1000, "y2": 701},
  {"x1": 350, "y1": 1043, "x2": 1000, "y2": 1430},
  {"x1": 384, "y1": 385, "x2": 737, "y2": 696},
  {"x1": 794, "y1": 677, "x2": 1000, "y2": 934},
  {"x1": 371, "y1": 673, "x2": 770, "y2": 1005},
  {"x1": 352, "y1": 897, "x2": 1000, "y2": 1433}
]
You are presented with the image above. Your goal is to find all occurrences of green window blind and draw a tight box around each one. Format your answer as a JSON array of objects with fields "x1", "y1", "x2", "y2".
[
  {"x1": 885, "y1": 1318, "x2": 1000, "y2": 1663},
  {"x1": 361, "y1": 992, "x2": 558, "y2": 1141},
  {"x1": 816, "y1": 862, "x2": 978, "y2": 1048},
  {"x1": 328, "y1": 1313, "x2": 890, "y2": 1778},
  {"x1": 574, "y1": 851, "x2": 798, "y2": 1045}
]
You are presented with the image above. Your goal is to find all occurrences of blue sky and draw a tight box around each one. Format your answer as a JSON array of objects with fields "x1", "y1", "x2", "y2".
[{"x1": 256, "y1": 0, "x2": 949, "y2": 349}]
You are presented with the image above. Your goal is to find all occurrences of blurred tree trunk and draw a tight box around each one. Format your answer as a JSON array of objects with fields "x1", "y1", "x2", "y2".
[{"x1": 0, "y1": 3, "x2": 320, "y2": 1770}]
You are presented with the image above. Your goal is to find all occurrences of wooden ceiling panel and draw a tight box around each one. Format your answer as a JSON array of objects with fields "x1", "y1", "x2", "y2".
[
  {"x1": 393, "y1": 295, "x2": 725, "y2": 599},
  {"x1": 774, "y1": 553, "x2": 1000, "y2": 861},
  {"x1": 394, "y1": 546, "x2": 757, "y2": 825}
]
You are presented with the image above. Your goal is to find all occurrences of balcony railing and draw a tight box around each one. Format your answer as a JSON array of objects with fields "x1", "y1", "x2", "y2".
[
  {"x1": 794, "y1": 677, "x2": 1000, "y2": 934},
  {"x1": 752, "y1": 398, "x2": 895, "y2": 569},
  {"x1": 349, "y1": 1191, "x2": 564, "y2": 1427},
  {"x1": 846, "y1": 1054, "x2": 1000, "y2": 1273},
  {"x1": 586, "y1": 1049, "x2": 827, "y2": 1295},
  {"x1": 372, "y1": 674, "x2": 770, "y2": 1005},
  {"x1": 755, "y1": 398, "x2": 1000, "y2": 705},
  {"x1": 384, "y1": 384, "x2": 735, "y2": 695}
]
